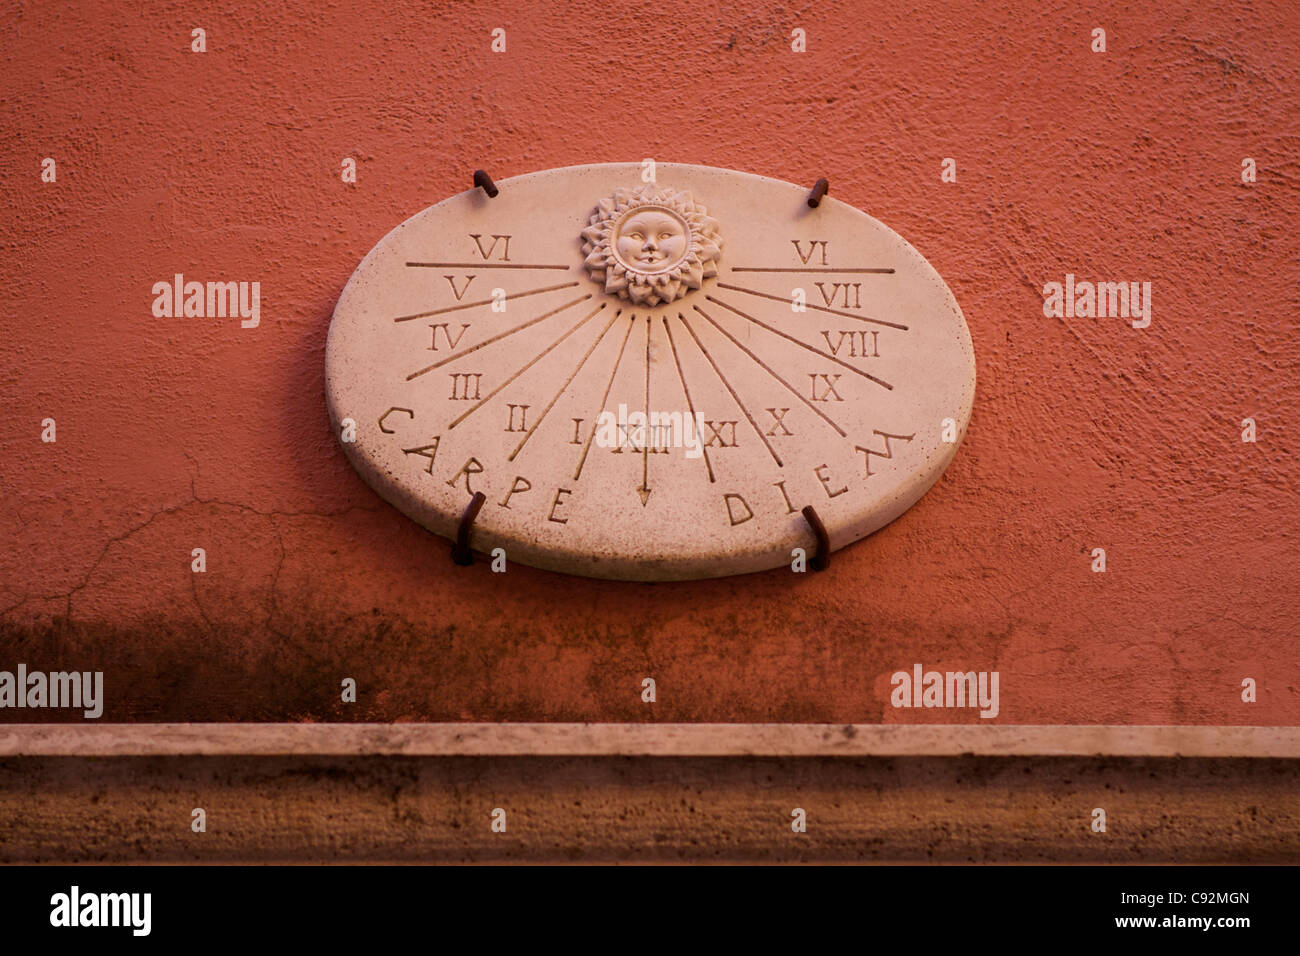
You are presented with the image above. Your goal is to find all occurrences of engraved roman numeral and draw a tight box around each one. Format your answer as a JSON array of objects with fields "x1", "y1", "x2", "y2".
[
  {"x1": 506, "y1": 404, "x2": 529, "y2": 432},
  {"x1": 814, "y1": 282, "x2": 861, "y2": 309},
  {"x1": 809, "y1": 373, "x2": 843, "y2": 402},
  {"x1": 449, "y1": 372, "x2": 483, "y2": 400},
  {"x1": 791, "y1": 239, "x2": 828, "y2": 265},
  {"x1": 765, "y1": 407, "x2": 792, "y2": 436},
  {"x1": 704, "y1": 420, "x2": 738, "y2": 448},
  {"x1": 469, "y1": 233, "x2": 512, "y2": 261},
  {"x1": 444, "y1": 275, "x2": 475, "y2": 300},
  {"x1": 612, "y1": 422, "x2": 671, "y2": 454},
  {"x1": 429, "y1": 323, "x2": 471, "y2": 350},
  {"x1": 819, "y1": 330, "x2": 879, "y2": 357}
]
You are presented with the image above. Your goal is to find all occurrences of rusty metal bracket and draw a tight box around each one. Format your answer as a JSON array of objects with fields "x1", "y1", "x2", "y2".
[
  {"x1": 473, "y1": 169, "x2": 499, "y2": 198},
  {"x1": 801, "y1": 504, "x2": 830, "y2": 571},
  {"x1": 451, "y1": 492, "x2": 487, "y2": 565},
  {"x1": 806, "y1": 177, "x2": 830, "y2": 208}
]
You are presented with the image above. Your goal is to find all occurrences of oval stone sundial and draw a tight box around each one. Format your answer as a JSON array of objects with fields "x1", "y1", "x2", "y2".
[{"x1": 326, "y1": 163, "x2": 975, "y2": 580}]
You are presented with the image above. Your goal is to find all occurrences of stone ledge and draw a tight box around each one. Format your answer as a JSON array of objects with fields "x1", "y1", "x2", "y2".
[{"x1": 1, "y1": 723, "x2": 1297, "y2": 757}]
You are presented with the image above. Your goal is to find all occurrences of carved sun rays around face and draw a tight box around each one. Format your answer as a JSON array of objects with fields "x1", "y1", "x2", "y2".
[{"x1": 581, "y1": 187, "x2": 723, "y2": 306}]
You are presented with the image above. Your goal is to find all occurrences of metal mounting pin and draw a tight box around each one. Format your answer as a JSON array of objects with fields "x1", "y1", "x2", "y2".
[
  {"x1": 801, "y1": 504, "x2": 830, "y2": 571},
  {"x1": 452, "y1": 492, "x2": 487, "y2": 565},
  {"x1": 806, "y1": 177, "x2": 830, "y2": 208},
  {"x1": 473, "y1": 169, "x2": 499, "y2": 198}
]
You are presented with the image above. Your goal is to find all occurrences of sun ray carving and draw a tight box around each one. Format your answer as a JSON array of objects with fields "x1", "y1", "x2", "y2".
[{"x1": 580, "y1": 186, "x2": 723, "y2": 306}]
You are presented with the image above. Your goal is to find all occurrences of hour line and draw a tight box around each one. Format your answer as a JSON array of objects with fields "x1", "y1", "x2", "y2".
[
  {"x1": 393, "y1": 281, "x2": 580, "y2": 322},
  {"x1": 406, "y1": 262, "x2": 571, "y2": 270},
  {"x1": 573, "y1": 312, "x2": 636, "y2": 481},
  {"x1": 675, "y1": 312, "x2": 784, "y2": 468},
  {"x1": 406, "y1": 294, "x2": 591, "y2": 381},
  {"x1": 638, "y1": 315, "x2": 652, "y2": 506},
  {"x1": 705, "y1": 294, "x2": 893, "y2": 390},
  {"x1": 693, "y1": 304, "x2": 848, "y2": 439},
  {"x1": 715, "y1": 282, "x2": 908, "y2": 331},
  {"x1": 508, "y1": 306, "x2": 626, "y2": 463},
  {"x1": 661, "y1": 316, "x2": 715, "y2": 483},
  {"x1": 446, "y1": 302, "x2": 607, "y2": 429},
  {"x1": 730, "y1": 267, "x2": 895, "y2": 274}
]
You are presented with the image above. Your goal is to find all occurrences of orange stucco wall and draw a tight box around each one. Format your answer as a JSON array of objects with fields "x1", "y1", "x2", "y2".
[{"x1": 2, "y1": 0, "x2": 1296, "y2": 724}]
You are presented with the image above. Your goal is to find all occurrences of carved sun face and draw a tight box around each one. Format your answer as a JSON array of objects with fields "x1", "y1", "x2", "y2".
[
  {"x1": 581, "y1": 186, "x2": 723, "y2": 306},
  {"x1": 616, "y1": 209, "x2": 688, "y2": 271}
]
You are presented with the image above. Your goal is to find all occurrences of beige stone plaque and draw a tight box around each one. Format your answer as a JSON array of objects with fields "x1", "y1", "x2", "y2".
[{"x1": 326, "y1": 163, "x2": 975, "y2": 580}]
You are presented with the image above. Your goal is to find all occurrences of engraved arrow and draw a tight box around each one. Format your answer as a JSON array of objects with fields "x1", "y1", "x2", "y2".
[{"x1": 637, "y1": 315, "x2": 652, "y2": 506}]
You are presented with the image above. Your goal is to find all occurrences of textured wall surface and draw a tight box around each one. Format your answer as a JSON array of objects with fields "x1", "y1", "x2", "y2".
[
  {"x1": 1, "y1": 0, "x2": 1297, "y2": 725},
  {"x1": 3, "y1": 755, "x2": 1298, "y2": 863}
]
